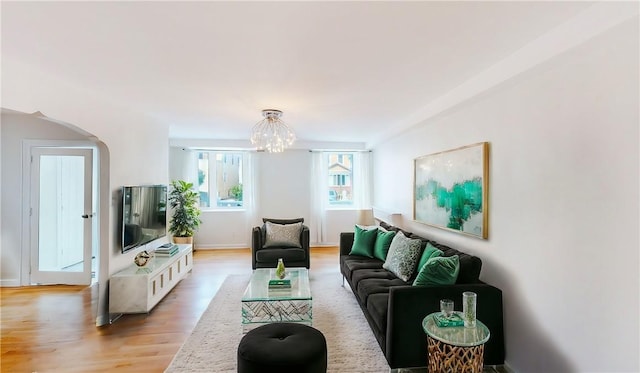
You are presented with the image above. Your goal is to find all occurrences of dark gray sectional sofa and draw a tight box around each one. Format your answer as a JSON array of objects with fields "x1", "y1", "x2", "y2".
[{"x1": 339, "y1": 221, "x2": 505, "y2": 369}]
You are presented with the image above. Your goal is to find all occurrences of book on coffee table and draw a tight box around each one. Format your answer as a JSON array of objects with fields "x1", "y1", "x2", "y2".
[
  {"x1": 434, "y1": 311, "x2": 464, "y2": 327},
  {"x1": 268, "y1": 279, "x2": 291, "y2": 288}
]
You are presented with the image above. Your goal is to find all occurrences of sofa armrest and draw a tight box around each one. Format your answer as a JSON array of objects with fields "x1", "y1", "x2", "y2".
[
  {"x1": 340, "y1": 232, "x2": 354, "y2": 256},
  {"x1": 386, "y1": 283, "x2": 505, "y2": 368},
  {"x1": 301, "y1": 225, "x2": 310, "y2": 268},
  {"x1": 251, "y1": 227, "x2": 263, "y2": 269}
]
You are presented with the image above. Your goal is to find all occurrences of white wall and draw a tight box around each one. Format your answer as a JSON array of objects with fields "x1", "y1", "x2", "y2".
[
  {"x1": 372, "y1": 18, "x2": 638, "y2": 372},
  {"x1": 0, "y1": 114, "x2": 90, "y2": 286},
  {"x1": 170, "y1": 148, "x2": 359, "y2": 248},
  {"x1": 2, "y1": 58, "x2": 170, "y2": 325},
  {"x1": 254, "y1": 150, "x2": 361, "y2": 245},
  {"x1": 257, "y1": 150, "x2": 312, "y2": 221}
]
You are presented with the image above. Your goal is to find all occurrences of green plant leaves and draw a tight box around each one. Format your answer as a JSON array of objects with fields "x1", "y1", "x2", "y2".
[{"x1": 168, "y1": 180, "x2": 202, "y2": 237}]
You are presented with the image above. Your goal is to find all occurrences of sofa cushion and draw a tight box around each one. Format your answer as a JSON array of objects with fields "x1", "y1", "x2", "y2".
[
  {"x1": 454, "y1": 253, "x2": 482, "y2": 284},
  {"x1": 416, "y1": 242, "x2": 443, "y2": 274},
  {"x1": 382, "y1": 232, "x2": 422, "y2": 282},
  {"x1": 373, "y1": 229, "x2": 395, "y2": 261},
  {"x1": 341, "y1": 256, "x2": 384, "y2": 281},
  {"x1": 413, "y1": 255, "x2": 460, "y2": 286},
  {"x1": 349, "y1": 225, "x2": 378, "y2": 258},
  {"x1": 255, "y1": 248, "x2": 307, "y2": 263},
  {"x1": 378, "y1": 221, "x2": 396, "y2": 232},
  {"x1": 264, "y1": 221, "x2": 303, "y2": 248},
  {"x1": 366, "y1": 293, "x2": 389, "y2": 335},
  {"x1": 351, "y1": 268, "x2": 397, "y2": 290},
  {"x1": 356, "y1": 277, "x2": 407, "y2": 304}
]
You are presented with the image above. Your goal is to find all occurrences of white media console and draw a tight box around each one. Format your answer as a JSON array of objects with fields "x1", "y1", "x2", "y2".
[{"x1": 109, "y1": 244, "x2": 193, "y2": 315}]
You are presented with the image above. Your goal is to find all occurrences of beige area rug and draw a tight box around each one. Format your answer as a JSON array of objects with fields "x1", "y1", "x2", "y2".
[{"x1": 165, "y1": 272, "x2": 390, "y2": 373}]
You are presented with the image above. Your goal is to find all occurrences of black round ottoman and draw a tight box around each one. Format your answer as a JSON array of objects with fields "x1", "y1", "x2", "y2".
[{"x1": 237, "y1": 323, "x2": 327, "y2": 373}]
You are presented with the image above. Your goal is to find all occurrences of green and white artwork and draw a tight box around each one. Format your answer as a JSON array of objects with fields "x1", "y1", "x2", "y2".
[{"x1": 413, "y1": 142, "x2": 489, "y2": 239}]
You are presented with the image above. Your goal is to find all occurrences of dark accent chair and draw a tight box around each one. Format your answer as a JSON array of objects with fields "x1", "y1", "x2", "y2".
[{"x1": 251, "y1": 218, "x2": 310, "y2": 269}]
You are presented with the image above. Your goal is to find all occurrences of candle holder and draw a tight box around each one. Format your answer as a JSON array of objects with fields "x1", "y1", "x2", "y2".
[
  {"x1": 463, "y1": 292, "x2": 477, "y2": 328},
  {"x1": 440, "y1": 299, "x2": 454, "y2": 318}
]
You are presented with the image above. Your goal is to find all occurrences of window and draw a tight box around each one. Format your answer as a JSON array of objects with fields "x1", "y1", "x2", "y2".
[
  {"x1": 327, "y1": 152, "x2": 353, "y2": 206},
  {"x1": 197, "y1": 151, "x2": 244, "y2": 208}
]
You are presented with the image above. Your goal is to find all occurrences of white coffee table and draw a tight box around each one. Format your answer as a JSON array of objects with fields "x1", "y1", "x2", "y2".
[{"x1": 241, "y1": 267, "x2": 312, "y2": 332}]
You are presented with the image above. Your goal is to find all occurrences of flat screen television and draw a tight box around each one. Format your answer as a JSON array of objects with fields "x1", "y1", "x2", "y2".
[{"x1": 121, "y1": 185, "x2": 167, "y2": 253}]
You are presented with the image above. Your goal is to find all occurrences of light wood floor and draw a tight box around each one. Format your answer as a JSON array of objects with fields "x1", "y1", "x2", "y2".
[
  {"x1": 0, "y1": 247, "x2": 340, "y2": 373},
  {"x1": 2, "y1": 248, "x2": 508, "y2": 373}
]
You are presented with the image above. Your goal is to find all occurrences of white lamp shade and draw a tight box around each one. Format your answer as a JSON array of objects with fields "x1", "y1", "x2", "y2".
[{"x1": 356, "y1": 209, "x2": 375, "y2": 226}]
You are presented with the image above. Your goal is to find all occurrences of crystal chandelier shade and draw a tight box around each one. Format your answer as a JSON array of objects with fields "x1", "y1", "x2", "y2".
[{"x1": 250, "y1": 109, "x2": 296, "y2": 153}]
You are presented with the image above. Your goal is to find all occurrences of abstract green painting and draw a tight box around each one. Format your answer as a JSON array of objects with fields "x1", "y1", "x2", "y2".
[{"x1": 414, "y1": 142, "x2": 489, "y2": 239}]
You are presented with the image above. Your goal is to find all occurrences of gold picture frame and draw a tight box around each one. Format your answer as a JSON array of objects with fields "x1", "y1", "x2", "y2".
[{"x1": 413, "y1": 142, "x2": 489, "y2": 239}]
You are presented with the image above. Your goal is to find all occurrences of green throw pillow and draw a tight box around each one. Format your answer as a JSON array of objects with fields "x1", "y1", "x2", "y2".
[
  {"x1": 413, "y1": 255, "x2": 460, "y2": 286},
  {"x1": 382, "y1": 232, "x2": 422, "y2": 282},
  {"x1": 349, "y1": 225, "x2": 377, "y2": 258},
  {"x1": 373, "y1": 230, "x2": 395, "y2": 261},
  {"x1": 416, "y1": 242, "x2": 443, "y2": 274}
]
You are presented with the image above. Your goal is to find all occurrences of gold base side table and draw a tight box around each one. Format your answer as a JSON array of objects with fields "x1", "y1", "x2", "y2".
[{"x1": 422, "y1": 312, "x2": 490, "y2": 373}]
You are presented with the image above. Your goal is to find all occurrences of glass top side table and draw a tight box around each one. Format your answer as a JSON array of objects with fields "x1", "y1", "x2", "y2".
[{"x1": 422, "y1": 312, "x2": 491, "y2": 373}]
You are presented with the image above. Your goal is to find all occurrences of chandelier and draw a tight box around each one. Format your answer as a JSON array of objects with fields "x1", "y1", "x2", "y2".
[{"x1": 250, "y1": 109, "x2": 296, "y2": 153}]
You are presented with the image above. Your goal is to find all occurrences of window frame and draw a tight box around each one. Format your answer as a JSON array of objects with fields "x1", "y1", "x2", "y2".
[
  {"x1": 326, "y1": 151, "x2": 355, "y2": 209},
  {"x1": 196, "y1": 151, "x2": 245, "y2": 211}
]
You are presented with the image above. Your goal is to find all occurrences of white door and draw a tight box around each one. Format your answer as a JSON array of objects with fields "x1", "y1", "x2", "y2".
[{"x1": 30, "y1": 148, "x2": 93, "y2": 285}]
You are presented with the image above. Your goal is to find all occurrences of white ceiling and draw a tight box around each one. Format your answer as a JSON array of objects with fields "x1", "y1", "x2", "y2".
[{"x1": 2, "y1": 1, "x2": 594, "y2": 147}]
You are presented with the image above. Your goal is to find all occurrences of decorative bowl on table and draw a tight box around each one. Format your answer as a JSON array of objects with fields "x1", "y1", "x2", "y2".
[{"x1": 134, "y1": 250, "x2": 151, "y2": 267}]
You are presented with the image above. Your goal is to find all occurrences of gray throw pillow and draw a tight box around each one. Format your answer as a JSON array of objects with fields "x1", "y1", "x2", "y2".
[
  {"x1": 264, "y1": 221, "x2": 303, "y2": 248},
  {"x1": 382, "y1": 231, "x2": 422, "y2": 282}
]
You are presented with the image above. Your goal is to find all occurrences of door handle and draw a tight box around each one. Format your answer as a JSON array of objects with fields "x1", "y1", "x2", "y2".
[{"x1": 81, "y1": 213, "x2": 94, "y2": 219}]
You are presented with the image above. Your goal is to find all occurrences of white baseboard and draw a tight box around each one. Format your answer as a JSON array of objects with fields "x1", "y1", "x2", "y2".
[
  {"x1": 497, "y1": 361, "x2": 516, "y2": 373},
  {"x1": 311, "y1": 243, "x2": 338, "y2": 247},
  {"x1": 0, "y1": 279, "x2": 21, "y2": 287},
  {"x1": 195, "y1": 244, "x2": 249, "y2": 250},
  {"x1": 195, "y1": 243, "x2": 339, "y2": 249},
  {"x1": 502, "y1": 361, "x2": 516, "y2": 373}
]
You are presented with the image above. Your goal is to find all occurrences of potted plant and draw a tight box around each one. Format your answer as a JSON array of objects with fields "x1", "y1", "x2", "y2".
[{"x1": 168, "y1": 180, "x2": 202, "y2": 245}]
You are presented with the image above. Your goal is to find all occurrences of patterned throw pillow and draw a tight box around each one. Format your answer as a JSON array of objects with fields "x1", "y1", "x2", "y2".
[
  {"x1": 382, "y1": 232, "x2": 422, "y2": 282},
  {"x1": 264, "y1": 221, "x2": 303, "y2": 248}
]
